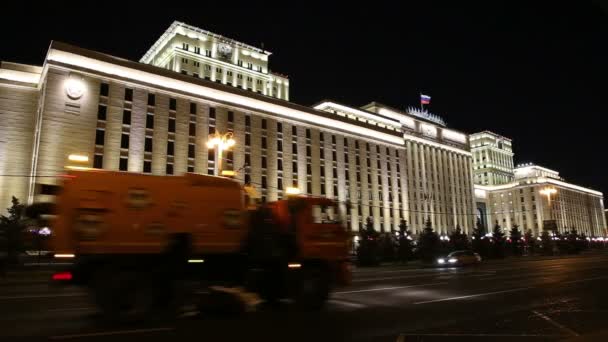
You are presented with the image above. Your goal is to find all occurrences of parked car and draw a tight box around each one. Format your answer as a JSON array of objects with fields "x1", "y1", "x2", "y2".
[{"x1": 437, "y1": 250, "x2": 481, "y2": 266}]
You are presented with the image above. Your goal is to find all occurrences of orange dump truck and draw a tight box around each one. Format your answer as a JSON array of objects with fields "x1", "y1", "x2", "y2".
[{"x1": 50, "y1": 170, "x2": 350, "y2": 317}]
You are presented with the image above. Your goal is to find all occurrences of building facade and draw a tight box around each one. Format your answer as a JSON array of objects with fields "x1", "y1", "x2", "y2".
[
  {"x1": 0, "y1": 22, "x2": 476, "y2": 234},
  {"x1": 141, "y1": 21, "x2": 289, "y2": 101},
  {"x1": 475, "y1": 163, "x2": 606, "y2": 236},
  {"x1": 470, "y1": 131, "x2": 514, "y2": 186}
]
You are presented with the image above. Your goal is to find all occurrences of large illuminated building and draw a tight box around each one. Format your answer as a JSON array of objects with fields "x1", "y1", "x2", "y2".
[
  {"x1": 470, "y1": 131, "x2": 515, "y2": 186},
  {"x1": 474, "y1": 160, "x2": 606, "y2": 236},
  {"x1": 0, "y1": 21, "x2": 476, "y2": 233}
]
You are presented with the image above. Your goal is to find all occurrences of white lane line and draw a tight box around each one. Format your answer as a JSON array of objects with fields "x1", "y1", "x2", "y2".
[
  {"x1": 562, "y1": 276, "x2": 608, "y2": 284},
  {"x1": 413, "y1": 287, "x2": 532, "y2": 305},
  {"x1": 353, "y1": 274, "x2": 445, "y2": 283},
  {"x1": 397, "y1": 333, "x2": 565, "y2": 338},
  {"x1": 0, "y1": 293, "x2": 85, "y2": 300},
  {"x1": 334, "y1": 282, "x2": 448, "y2": 295},
  {"x1": 327, "y1": 299, "x2": 366, "y2": 308},
  {"x1": 47, "y1": 307, "x2": 94, "y2": 312},
  {"x1": 50, "y1": 327, "x2": 175, "y2": 340},
  {"x1": 532, "y1": 310, "x2": 579, "y2": 337}
]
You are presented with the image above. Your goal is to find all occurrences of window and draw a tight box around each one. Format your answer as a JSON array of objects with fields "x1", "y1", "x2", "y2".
[
  {"x1": 93, "y1": 155, "x2": 103, "y2": 169},
  {"x1": 245, "y1": 115, "x2": 251, "y2": 127},
  {"x1": 238, "y1": 60, "x2": 243, "y2": 66},
  {"x1": 119, "y1": 158, "x2": 128, "y2": 171},
  {"x1": 216, "y1": 67, "x2": 222, "y2": 73},
  {"x1": 120, "y1": 134, "x2": 129, "y2": 149},
  {"x1": 167, "y1": 141, "x2": 174, "y2": 156},
  {"x1": 122, "y1": 110, "x2": 131, "y2": 125},
  {"x1": 261, "y1": 176, "x2": 267, "y2": 189},
  {"x1": 306, "y1": 146, "x2": 311, "y2": 157},
  {"x1": 247, "y1": 63, "x2": 253, "y2": 70},
  {"x1": 245, "y1": 154, "x2": 251, "y2": 166},
  {"x1": 97, "y1": 105, "x2": 107, "y2": 120},
  {"x1": 143, "y1": 161, "x2": 152, "y2": 173},
  {"x1": 148, "y1": 93, "x2": 155, "y2": 106},
  {"x1": 277, "y1": 122, "x2": 283, "y2": 132},
  {"x1": 193, "y1": 73, "x2": 199, "y2": 78},
  {"x1": 168, "y1": 118, "x2": 176, "y2": 133},
  {"x1": 188, "y1": 166, "x2": 194, "y2": 172},
  {"x1": 166, "y1": 164, "x2": 174, "y2": 175},
  {"x1": 208, "y1": 150, "x2": 215, "y2": 162},
  {"x1": 245, "y1": 134, "x2": 251, "y2": 146},
  {"x1": 100, "y1": 83, "x2": 109, "y2": 96},
  {"x1": 306, "y1": 129, "x2": 311, "y2": 139},
  {"x1": 293, "y1": 161, "x2": 298, "y2": 173},
  {"x1": 262, "y1": 157, "x2": 267, "y2": 168},
  {"x1": 307, "y1": 164, "x2": 312, "y2": 175},
  {"x1": 332, "y1": 151, "x2": 336, "y2": 160},
  {"x1": 205, "y1": 50, "x2": 211, "y2": 57},
  {"x1": 244, "y1": 173, "x2": 251, "y2": 184},
  {"x1": 189, "y1": 123, "x2": 196, "y2": 136},
  {"x1": 277, "y1": 140, "x2": 283, "y2": 152},
  {"x1": 228, "y1": 111, "x2": 234, "y2": 122},
  {"x1": 194, "y1": 47, "x2": 200, "y2": 54},
  {"x1": 124, "y1": 88, "x2": 133, "y2": 102},
  {"x1": 188, "y1": 144, "x2": 195, "y2": 159},
  {"x1": 182, "y1": 43, "x2": 189, "y2": 51},
  {"x1": 292, "y1": 143, "x2": 297, "y2": 154},
  {"x1": 209, "y1": 107, "x2": 216, "y2": 119},
  {"x1": 292, "y1": 126, "x2": 297, "y2": 135},
  {"x1": 146, "y1": 113, "x2": 154, "y2": 129},
  {"x1": 190, "y1": 102, "x2": 197, "y2": 114},
  {"x1": 262, "y1": 119, "x2": 267, "y2": 129},
  {"x1": 145, "y1": 137, "x2": 153, "y2": 152},
  {"x1": 262, "y1": 137, "x2": 267, "y2": 149},
  {"x1": 332, "y1": 135, "x2": 336, "y2": 144},
  {"x1": 278, "y1": 178, "x2": 283, "y2": 190},
  {"x1": 246, "y1": 76, "x2": 253, "y2": 82},
  {"x1": 95, "y1": 129, "x2": 105, "y2": 145},
  {"x1": 181, "y1": 58, "x2": 188, "y2": 64},
  {"x1": 169, "y1": 98, "x2": 177, "y2": 111},
  {"x1": 278, "y1": 159, "x2": 283, "y2": 171}
]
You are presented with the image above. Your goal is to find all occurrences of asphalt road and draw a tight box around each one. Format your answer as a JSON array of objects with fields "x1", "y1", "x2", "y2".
[{"x1": 2, "y1": 253, "x2": 608, "y2": 341}]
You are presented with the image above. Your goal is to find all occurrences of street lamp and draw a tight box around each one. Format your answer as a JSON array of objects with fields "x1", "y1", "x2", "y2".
[{"x1": 206, "y1": 132, "x2": 235, "y2": 176}]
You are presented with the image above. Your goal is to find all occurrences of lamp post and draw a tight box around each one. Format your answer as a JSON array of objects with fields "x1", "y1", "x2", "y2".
[{"x1": 206, "y1": 132, "x2": 235, "y2": 176}]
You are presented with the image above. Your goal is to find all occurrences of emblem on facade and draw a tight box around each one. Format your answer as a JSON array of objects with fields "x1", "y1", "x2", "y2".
[{"x1": 65, "y1": 78, "x2": 85, "y2": 100}]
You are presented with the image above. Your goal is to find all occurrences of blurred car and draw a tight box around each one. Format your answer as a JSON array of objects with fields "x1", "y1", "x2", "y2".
[{"x1": 437, "y1": 250, "x2": 481, "y2": 266}]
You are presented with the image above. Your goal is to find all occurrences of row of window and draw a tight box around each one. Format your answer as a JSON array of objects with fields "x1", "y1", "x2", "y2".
[{"x1": 181, "y1": 44, "x2": 264, "y2": 72}]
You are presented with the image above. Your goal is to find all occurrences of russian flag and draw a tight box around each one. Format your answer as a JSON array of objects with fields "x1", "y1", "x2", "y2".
[{"x1": 420, "y1": 94, "x2": 431, "y2": 105}]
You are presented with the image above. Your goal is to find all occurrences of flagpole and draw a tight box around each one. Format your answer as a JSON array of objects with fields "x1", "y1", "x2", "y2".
[{"x1": 420, "y1": 93, "x2": 424, "y2": 112}]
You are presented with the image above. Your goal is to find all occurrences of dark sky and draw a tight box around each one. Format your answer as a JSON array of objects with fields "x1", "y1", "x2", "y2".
[{"x1": 2, "y1": 2, "x2": 607, "y2": 194}]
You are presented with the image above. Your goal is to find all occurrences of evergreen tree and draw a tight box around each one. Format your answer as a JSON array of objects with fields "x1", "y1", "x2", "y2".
[
  {"x1": 356, "y1": 216, "x2": 380, "y2": 266},
  {"x1": 0, "y1": 197, "x2": 26, "y2": 264},
  {"x1": 540, "y1": 230, "x2": 554, "y2": 256},
  {"x1": 491, "y1": 221, "x2": 506, "y2": 258},
  {"x1": 417, "y1": 218, "x2": 440, "y2": 262},
  {"x1": 524, "y1": 229, "x2": 535, "y2": 255},
  {"x1": 471, "y1": 218, "x2": 485, "y2": 255},
  {"x1": 509, "y1": 224, "x2": 523, "y2": 256},
  {"x1": 397, "y1": 219, "x2": 413, "y2": 263},
  {"x1": 449, "y1": 224, "x2": 469, "y2": 251}
]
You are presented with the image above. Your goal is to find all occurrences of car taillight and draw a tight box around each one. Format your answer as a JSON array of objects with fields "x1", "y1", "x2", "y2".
[{"x1": 52, "y1": 272, "x2": 73, "y2": 281}]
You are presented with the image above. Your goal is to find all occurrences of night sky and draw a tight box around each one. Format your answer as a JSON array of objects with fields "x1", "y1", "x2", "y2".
[{"x1": 1, "y1": 2, "x2": 607, "y2": 194}]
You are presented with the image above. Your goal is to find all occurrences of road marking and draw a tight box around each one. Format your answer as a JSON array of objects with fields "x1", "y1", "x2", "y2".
[
  {"x1": 532, "y1": 310, "x2": 579, "y2": 337},
  {"x1": 334, "y1": 282, "x2": 448, "y2": 295},
  {"x1": 47, "y1": 307, "x2": 94, "y2": 312},
  {"x1": 562, "y1": 276, "x2": 608, "y2": 284},
  {"x1": 327, "y1": 299, "x2": 366, "y2": 308},
  {"x1": 0, "y1": 293, "x2": 85, "y2": 300},
  {"x1": 413, "y1": 287, "x2": 532, "y2": 304},
  {"x1": 50, "y1": 327, "x2": 175, "y2": 339},
  {"x1": 396, "y1": 333, "x2": 565, "y2": 338},
  {"x1": 353, "y1": 274, "x2": 443, "y2": 283}
]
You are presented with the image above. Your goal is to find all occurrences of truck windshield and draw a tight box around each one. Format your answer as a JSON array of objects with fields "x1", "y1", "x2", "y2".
[{"x1": 312, "y1": 204, "x2": 342, "y2": 224}]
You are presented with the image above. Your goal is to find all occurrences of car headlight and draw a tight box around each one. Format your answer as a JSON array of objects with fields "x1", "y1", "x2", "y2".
[
  {"x1": 448, "y1": 258, "x2": 458, "y2": 263},
  {"x1": 437, "y1": 258, "x2": 445, "y2": 264}
]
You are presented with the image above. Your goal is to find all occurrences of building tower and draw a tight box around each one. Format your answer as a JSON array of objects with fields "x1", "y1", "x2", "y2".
[{"x1": 470, "y1": 131, "x2": 514, "y2": 185}]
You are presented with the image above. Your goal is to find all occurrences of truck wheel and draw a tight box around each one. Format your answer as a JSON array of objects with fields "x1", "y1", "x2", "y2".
[
  {"x1": 92, "y1": 268, "x2": 155, "y2": 322},
  {"x1": 294, "y1": 265, "x2": 329, "y2": 310}
]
